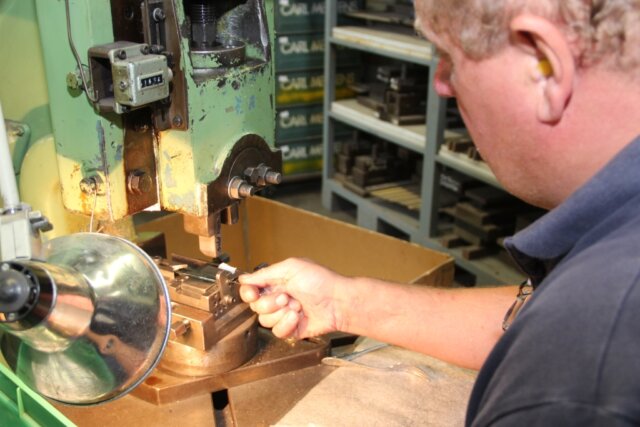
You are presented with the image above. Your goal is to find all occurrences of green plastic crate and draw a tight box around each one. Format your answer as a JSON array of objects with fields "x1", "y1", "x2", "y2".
[
  {"x1": 276, "y1": 104, "x2": 351, "y2": 143},
  {"x1": 275, "y1": 33, "x2": 360, "y2": 72},
  {"x1": 0, "y1": 362, "x2": 75, "y2": 426},
  {"x1": 275, "y1": 0, "x2": 362, "y2": 34},
  {"x1": 279, "y1": 138, "x2": 324, "y2": 177},
  {"x1": 276, "y1": 68, "x2": 358, "y2": 107}
]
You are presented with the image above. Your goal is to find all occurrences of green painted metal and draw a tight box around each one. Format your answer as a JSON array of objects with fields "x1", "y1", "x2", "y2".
[
  {"x1": 156, "y1": 0, "x2": 277, "y2": 217},
  {"x1": 29, "y1": 0, "x2": 278, "y2": 220},
  {"x1": 34, "y1": 0, "x2": 127, "y2": 220}
]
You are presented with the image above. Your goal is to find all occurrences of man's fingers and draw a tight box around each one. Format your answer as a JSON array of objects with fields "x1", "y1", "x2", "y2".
[
  {"x1": 239, "y1": 285, "x2": 260, "y2": 303},
  {"x1": 258, "y1": 308, "x2": 289, "y2": 328},
  {"x1": 272, "y1": 310, "x2": 300, "y2": 338},
  {"x1": 239, "y1": 262, "x2": 289, "y2": 288},
  {"x1": 247, "y1": 292, "x2": 290, "y2": 314}
]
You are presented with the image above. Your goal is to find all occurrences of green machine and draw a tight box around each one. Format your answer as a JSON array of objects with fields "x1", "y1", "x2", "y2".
[
  {"x1": 13, "y1": 0, "x2": 281, "y2": 256},
  {"x1": 0, "y1": 0, "x2": 321, "y2": 419}
]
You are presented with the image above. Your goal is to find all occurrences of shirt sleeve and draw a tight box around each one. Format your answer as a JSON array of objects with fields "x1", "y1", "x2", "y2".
[{"x1": 485, "y1": 402, "x2": 637, "y2": 427}]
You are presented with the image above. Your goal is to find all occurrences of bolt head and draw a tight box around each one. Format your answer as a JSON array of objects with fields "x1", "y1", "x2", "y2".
[
  {"x1": 128, "y1": 171, "x2": 153, "y2": 194},
  {"x1": 117, "y1": 49, "x2": 127, "y2": 60},
  {"x1": 172, "y1": 115, "x2": 183, "y2": 127},
  {"x1": 66, "y1": 72, "x2": 81, "y2": 90}
]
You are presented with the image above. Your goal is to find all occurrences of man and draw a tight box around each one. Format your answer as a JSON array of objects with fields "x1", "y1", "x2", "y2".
[{"x1": 240, "y1": 0, "x2": 640, "y2": 424}]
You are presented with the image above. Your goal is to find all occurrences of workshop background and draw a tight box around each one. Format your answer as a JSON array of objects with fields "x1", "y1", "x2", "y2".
[
  {"x1": 270, "y1": 0, "x2": 541, "y2": 287},
  {"x1": 0, "y1": 0, "x2": 538, "y2": 425}
]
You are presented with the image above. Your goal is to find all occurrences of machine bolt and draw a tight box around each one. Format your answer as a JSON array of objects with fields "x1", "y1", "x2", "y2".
[
  {"x1": 153, "y1": 8, "x2": 166, "y2": 22},
  {"x1": 172, "y1": 115, "x2": 183, "y2": 127},
  {"x1": 117, "y1": 49, "x2": 127, "y2": 60},
  {"x1": 127, "y1": 170, "x2": 153, "y2": 195},
  {"x1": 79, "y1": 177, "x2": 99, "y2": 194},
  {"x1": 228, "y1": 177, "x2": 256, "y2": 200},
  {"x1": 265, "y1": 171, "x2": 282, "y2": 185},
  {"x1": 66, "y1": 72, "x2": 82, "y2": 90}
]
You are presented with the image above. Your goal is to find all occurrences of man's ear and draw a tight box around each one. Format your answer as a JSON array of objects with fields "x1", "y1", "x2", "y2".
[{"x1": 510, "y1": 14, "x2": 575, "y2": 123}]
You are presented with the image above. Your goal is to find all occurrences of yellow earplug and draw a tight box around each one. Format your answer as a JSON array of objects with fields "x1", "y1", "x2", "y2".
[{"x1": 538, "y1": 58, "x2": 553, "y2": 77}]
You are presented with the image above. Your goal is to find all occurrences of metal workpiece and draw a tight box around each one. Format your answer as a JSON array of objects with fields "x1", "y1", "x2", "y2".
[
  {"x1": 0, "y1": 233, "x2": 171, "y2": 405},
  {"x1": 152, "y1": 255, "x2": 258, "y2": 376}
]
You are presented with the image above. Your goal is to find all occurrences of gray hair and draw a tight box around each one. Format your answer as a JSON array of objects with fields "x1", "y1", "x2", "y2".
[{"x1": 418, "y1": 0, "x2": 640, "y2": 72}]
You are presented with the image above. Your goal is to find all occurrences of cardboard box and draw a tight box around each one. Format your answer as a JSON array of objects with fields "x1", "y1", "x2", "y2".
[{"x1": 138, "y1": 197, "x2": 454, "y2": 287}]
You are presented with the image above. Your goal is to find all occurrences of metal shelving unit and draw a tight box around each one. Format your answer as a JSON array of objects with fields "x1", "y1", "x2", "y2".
[{"x1": 321, "y1": 1, "x2": 524, "y2": 284}]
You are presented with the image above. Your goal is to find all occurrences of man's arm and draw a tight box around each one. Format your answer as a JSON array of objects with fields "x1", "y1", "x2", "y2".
[{"x1": 239, "y1": 258, "x2": 517, "y2": 370}]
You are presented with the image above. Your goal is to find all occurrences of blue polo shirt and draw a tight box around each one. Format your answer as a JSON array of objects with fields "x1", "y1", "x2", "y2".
[{"x1": 466, "y1": 136, "x2": 640, "y2": 426}]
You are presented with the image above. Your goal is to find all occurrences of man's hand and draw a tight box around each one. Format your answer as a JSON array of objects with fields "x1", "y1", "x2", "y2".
[{"x1": 238, "y1": 258, "x2": 348, "y2": 339}]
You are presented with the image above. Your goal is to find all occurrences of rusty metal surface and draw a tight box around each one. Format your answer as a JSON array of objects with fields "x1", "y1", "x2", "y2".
[
  {"x1": 123, "y1": 109, "x2": 159, "y2": 214},
  {"x1": 134, "y1": 329, "x2": 330, "y2": 405}
]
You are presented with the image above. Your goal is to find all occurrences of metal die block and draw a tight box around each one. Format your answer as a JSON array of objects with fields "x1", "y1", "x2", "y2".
[{"x1": 170, "y1": 302, "x2": 254, "y2": 351}]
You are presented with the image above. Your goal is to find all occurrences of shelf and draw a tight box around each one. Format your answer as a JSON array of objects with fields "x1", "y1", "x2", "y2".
[
  {"x1": 437, "y1": 146, "x2": 503, "y2": 189},
  {"x1": 325, "y1": 178, "x2": 420, "y2": 236},
  {"x1": 326, "y1": 178, "x2": 524, "y2": 285},
  {"x1": 425, "y1": 240, "x2": 525, "y2": 285},
  {"x1": 324, "y1": 3, "x2": 519, "y2": 284},
  {"x1": 331, "y1": 26, "x2": 435, "y2": 66},
  {"x1": 345, "y1": 11, "x2": 414, "y2": 27},
  {"x1": 331, "y1": 99, "x2": 426, "y2": 152}
]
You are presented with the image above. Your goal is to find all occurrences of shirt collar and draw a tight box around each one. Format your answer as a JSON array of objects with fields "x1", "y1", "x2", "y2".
[{"x1": 504, "y1": 135, "x2": 640, "y2": 286}]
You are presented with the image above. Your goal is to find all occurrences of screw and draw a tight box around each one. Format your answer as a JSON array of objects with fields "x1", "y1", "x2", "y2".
[
  {"x1": 127, "y1": 171, "x2": 153, "y2": 195},
  {"x1": 119, "y1": 80, "x2": 129, "y2": 90},
  {"x1": 172, "y1": 115, "x2": 183, "y2": 127},
  {"x1": 265, "y1": 171, "x2": 282, "y2": 185},
  {"x1": 140, "y1": 44, "x2": 150, "y2": 55},
  {"x1": 117, "y1": 49, "x2": 127, "y2": 60},
  {"x1": 153, "y1": 8, "x2": 166, "y2": 22},
  {"x1": 66, "y1": 72, "x2": 81, "y2": 90},
  {"x1": 80, "y1": 177, "x2": 98, "y2": 194}
]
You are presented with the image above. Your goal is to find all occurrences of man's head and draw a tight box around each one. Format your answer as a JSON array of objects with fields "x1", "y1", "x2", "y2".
[
  {"x1": 415, "y1": 1, "x2": 640, "y2": 208},
  {"x1": 417, "y1": 0, "x2": 640, "y2": 71}
]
